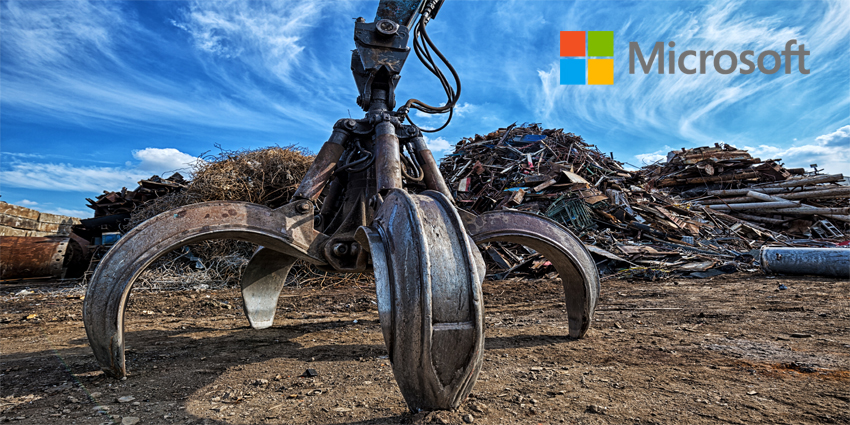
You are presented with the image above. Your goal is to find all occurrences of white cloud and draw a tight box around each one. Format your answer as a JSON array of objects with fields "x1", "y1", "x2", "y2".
[
  {"x1": 2, "y1": 152, "x2": 46, "y2": 159},
  {"x1": 453, "y1": 102, "x2": 476, "y2": 117},
  {"x1": 424, "y1": 136, "x2": 454, "y2": 156},
  {"x1": 814, "y1": 125, "x2": 850, "y2": 147},
  {"x1": 411, "y1": 103, "x2": 477, "y2": 128},
  {"x1": 132, "y1": 148, "x2": 202, "y2": 174},
  {"x1": 634, "y1": 152, "x2": 667, "y2": 166},
  {"x1": 0, "y1": 147, "x2": 200, "y2": 193},
  {"x1": 634, "y1": 145, "x2": 672, "y2": 166},
  {"x1": 746, "y1": 125, "x2": 850, "y2": 175},
  {"x1": 18, "y1": 199, "x2": 38, "y2": 206}
]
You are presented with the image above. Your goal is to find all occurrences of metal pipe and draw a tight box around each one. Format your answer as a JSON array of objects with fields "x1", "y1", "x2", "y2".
[
  {"x1": 750, "y1": 173, "x2": 844, "y2": 189},
  {"x1": 293, "y1": 129, "x2": 348, "y2": 201},
  {"x1": 746, "y1": 191, "x2": 799, "y2": 204},
  {"x1": 708, "y1": 202, "x2": 850, "y2": 221},
  {"x1": 699, "y1": 187, "x2": 850, "y2": 205},
  {"x1": 708, "y1": 184, "x2": 850, "y2": 199},
  {"x1": 657, "y1": 171, "x2": 760, "y2": 187},
  {"x1": 730, "y1": 213, "x2": 788, "y2": 225},
  {"x1": 763, "y1": 187, "x2": 850, "y2": 200},
  {"x1": 684, "y1": 172, "x2": 759, "y2": 184},
  {"x1": 706, "y1": 187, "x2": 808, "y2": 197},
  {"x1": 410, "y1": 135, "x2": 453, "y2": 200},
  {"x1": 744, "y1": 191, "x2": 850, "y2": 221},
  {"x1": 762, "y1": 207, "x2": 850, "y2": 215},
  {"x1": 375, "y1": 120, "x2": 403, "y2": 193},
  {"x1": 707, "y1": 201, "x2": 798, "y2": 210},
  {"x1": 760, "y1": 247, "x2": 850, "y2": 278},
  {"x1": 704, "y1": 174, "x2": 845, "y2": 197}
]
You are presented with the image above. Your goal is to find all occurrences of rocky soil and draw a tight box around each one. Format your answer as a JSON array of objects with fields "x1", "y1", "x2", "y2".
[{"x1": 1, "y1": 274, "x2": 848, "y2": 424}]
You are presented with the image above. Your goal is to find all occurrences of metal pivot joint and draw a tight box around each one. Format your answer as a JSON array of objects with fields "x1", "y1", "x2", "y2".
[{"x1": 84, "y1": 0, "x2": 599, "y2": 413}]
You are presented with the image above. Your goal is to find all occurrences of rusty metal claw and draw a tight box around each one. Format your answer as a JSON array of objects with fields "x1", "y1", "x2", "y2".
[
  {"x1": 83, "y1": 201, "x2": 326, "y2": 378},
  {"x1": 356, "y1": 190, "x2": 485, "y2": 411},
  {"x1": 83, "y1": 2, "x2": 600, "y2": 412},
  {"x1": 461, "y1": 210, "x2": 599, "y2": 338}
]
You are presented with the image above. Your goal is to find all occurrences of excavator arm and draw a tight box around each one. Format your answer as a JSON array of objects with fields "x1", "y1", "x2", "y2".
[{"x1": 351, "y1": 0, "x2": 445, "y2": 110}]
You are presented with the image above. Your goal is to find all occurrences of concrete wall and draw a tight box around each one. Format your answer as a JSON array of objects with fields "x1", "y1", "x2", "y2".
[{"x1": 0, "y1": 203, "x2": 82, "y2": 237}]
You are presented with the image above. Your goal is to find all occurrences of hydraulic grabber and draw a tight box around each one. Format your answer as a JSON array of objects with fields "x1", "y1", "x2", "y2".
[{"x1": 83, "y1": 0, "x2": 599, "y2": 411}]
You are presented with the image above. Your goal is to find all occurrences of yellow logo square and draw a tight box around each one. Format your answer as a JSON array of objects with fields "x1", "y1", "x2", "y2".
[{"x1": 588, "y1": 59, "x2": 614, "y2": 85}]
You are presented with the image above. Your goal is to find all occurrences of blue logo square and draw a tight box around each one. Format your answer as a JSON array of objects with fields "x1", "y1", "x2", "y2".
[{"x1": 560, "y1": 58, "x2": 585, "y2": 85}]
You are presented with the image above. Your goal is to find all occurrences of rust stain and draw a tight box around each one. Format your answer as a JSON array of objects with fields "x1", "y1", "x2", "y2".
[{"x1": 736, "y1": 361, "x2": 850, "y2": 382}]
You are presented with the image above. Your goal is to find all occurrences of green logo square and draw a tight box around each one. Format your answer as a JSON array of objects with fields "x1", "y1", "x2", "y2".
[{"x1": 587, "y1": 31, "x2": 614, "y2": 57}]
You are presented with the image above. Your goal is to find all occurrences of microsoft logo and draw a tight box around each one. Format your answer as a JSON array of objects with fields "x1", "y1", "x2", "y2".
[{"x1": 560, "y1": 31, "x2": 614, "y2": 85}]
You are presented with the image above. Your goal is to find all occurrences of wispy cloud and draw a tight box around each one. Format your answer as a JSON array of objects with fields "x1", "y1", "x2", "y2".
[
  {"x1": 1, "y1": 148, "x2": 200, "y2": 193},
  {"x1": 0, "y1": 0, "x2": 353, "y2": 133},
  {"x1": 18, "y1": 199, "x2": 38, "y2": 206},
  {"x1": 2, "y1": 152, "x2": 46, "y2": 159},
  {"x1": 1, "y1": 162, "x2": 149, "y2": 192},
  {"x1": 39, "y1": 207, "x2": 92, "y2": 219},
  {"x1": 173, "y1": 1, "x2": 319, "y2": 86},
  {"x1": 522, "y1": 0, "x2": 849, "y2": 156}
]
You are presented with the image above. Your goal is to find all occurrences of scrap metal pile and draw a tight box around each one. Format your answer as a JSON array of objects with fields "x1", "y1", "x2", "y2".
[
  {"x1": 0, "y1": 203, "x2": 87, "y2": 280},
  {"x1": 440, "y1": 124, "x2": 849, "y2": 280},
  {"x1": 644, "y1": 147, "x2": 848, "y2": 238},
  {"x1": 85, "y1": 173, "x2": 188, "y2": 221},
  {"x1": 440, "y1": 123, "x2": 636, "y2": 214}
]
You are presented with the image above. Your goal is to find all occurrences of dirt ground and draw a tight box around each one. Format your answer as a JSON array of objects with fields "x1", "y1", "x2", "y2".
[{"x1": 1, "y1": 273, "x2": 848, "y2": 425}]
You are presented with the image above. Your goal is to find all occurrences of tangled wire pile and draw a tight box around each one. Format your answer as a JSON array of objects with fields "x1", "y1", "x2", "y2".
[
  {"x1": 128, "y1": 145, "x2": 313, "y2": 227},
  {"x1": 128, "y1": 146, "x2": 334, "y2": 290}
]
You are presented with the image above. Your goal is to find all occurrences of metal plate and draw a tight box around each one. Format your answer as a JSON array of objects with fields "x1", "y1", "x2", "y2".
[
  {"x1": 357, "y1": 189, "x2": 484, "y2": 411},
  {"x1": 240, "y1": 247, "x2": 298, "y2": 329}
]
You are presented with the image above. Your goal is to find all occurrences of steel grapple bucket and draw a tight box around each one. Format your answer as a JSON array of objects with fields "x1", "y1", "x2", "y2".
[{"x1": 83, "y1": 0, "x2": 599, "y2": 412}]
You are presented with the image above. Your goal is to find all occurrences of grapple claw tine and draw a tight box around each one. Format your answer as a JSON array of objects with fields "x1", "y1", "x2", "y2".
[
  {"x1": 358, "y1": 190, "x2": 484, "y2": 412},
  {"x1": 83, "y1": 201, "x2": 323, "y2": 378},
  {"x1": 462, "y1": 210, "x2": 600, "y2": 338},
  {"x1": 240, "y1": 247, "x2": 298, "y2": 329}
]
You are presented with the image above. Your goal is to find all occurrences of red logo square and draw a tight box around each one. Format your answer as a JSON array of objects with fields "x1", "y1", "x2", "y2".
[{"x1": 560, "y1": 31, "x2": 585, "y2": 57}]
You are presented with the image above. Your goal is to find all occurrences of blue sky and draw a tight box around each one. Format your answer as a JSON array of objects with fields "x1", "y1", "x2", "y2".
[{"x1": 1, "y1": 0, "x2": 848, "y2": 218}]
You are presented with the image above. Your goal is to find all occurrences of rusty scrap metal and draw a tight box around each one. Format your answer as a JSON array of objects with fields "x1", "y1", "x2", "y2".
[
  {"x1": 438, "y1": 132, "x2": 849, "y2": 281},
  {"x1": 0, "y1": 236, "x2": 85, "y2": 279},
  {"x1": 86, "y1": 173, "x2": 187, "y2": 219}
]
